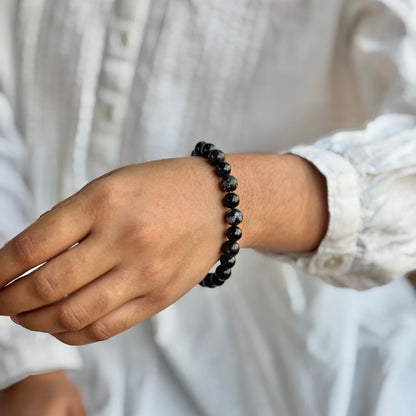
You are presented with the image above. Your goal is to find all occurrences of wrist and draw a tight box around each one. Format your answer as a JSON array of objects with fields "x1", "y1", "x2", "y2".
[{"x1": 225, "y1": 153, "x2": 329, "y2": 252}]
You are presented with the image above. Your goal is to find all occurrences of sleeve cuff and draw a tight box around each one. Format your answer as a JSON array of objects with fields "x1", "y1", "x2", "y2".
[
  {"x1": 0, "y1": 319, "x2": 82, "y2": 389},
  {"x1": 288, "y1": 145, "x2": 361, "y2": 287}
]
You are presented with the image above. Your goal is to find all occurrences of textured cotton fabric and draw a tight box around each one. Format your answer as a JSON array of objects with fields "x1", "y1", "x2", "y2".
[{"x1": 0, "y1": 0, "x2": 415, "y2": 415}]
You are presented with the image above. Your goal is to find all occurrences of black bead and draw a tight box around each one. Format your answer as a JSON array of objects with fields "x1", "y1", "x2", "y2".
[
  {"x1": 208, "y1": 149, "x2": 225, "y2": 166},
  {"x1": 201, "y1": 143, "x2": 216, "y2": 157},
  {"x1": 212, "y1": 274, "x2": 226, "y2": 286},
  {"x1": 221, "y1": 175, "x2": 238, "y2": 192},
  {"x1": 223, "y1": 192, "x2": 239, "y2": 208},
  {"x1": 216, "y1": 162, "x2": 231, "y2": 177},
  {"x1": 225, "y1": 209, "x2": 243, "y2": 225},
  {"x1": 199, "y1": 279, "x2": 206, "y2": 287},
  {"x1": 215, "y1": 265, "x2": 232, "y2": 280},
  {"x1": 192, "y1": 141, "x2": 243, "y2": 289},
  {"x1": 221, "y1": 240, "x2": 240, "y2": 255},
  {"x1": 226, "y1": 226, "x2": 242, "y2": 241},
  {"x1": 195, "y1": 141, "x2": 206, "y2": 156},
  {"x1": 220, "y1": 254, "x2": 236, "y2": 268},
  {"x1": 200, "y1": 273, "x2": 216, "y2": 288}
]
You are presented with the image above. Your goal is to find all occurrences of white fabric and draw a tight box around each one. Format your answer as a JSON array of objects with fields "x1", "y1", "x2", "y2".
[
  {"x1": 0, "y1": 0, "x2": 415, "y2": 415},
  {"x1": 291, "y1": 114, "x2": 416, "y2": 289},
  {"x1": 0, "y1": 93, "x2": 82, "y2": 389}
]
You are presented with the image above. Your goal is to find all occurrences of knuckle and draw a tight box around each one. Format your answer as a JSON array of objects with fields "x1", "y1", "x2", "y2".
[
  {"x1": 33, "y1": 271, "x2": 59, "y2": 303},
  {"x1": 54, "y1": 333, "x2": 82, "y2": 346},
  {"x1": 140, "y1": 261, "x2": 166, "y2": 286},
  {"x1": 12, "y1": 234, "x2": 39, "y2": 266},
  {"x1": 89, "y1": 179, "x2": 119, "y2": 216},
  {"x1": 87, "y1": 320, "x2": 114, "y2": 342},
  {"x1": 117, "y1": 218, "x2": 153, "y2": 249},
  {"x1": 150, "y1": 287, "x2": 172, "y2": 307},
  {"x1": 57, "y1": 304, "x2": 87, "y2": 331}
]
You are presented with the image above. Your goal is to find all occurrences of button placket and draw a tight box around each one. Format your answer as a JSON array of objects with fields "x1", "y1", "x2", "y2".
[
  {"x1": 108, "y1": 19, "x2": 140, "y2": 60},
  {"x1": 87, "y1": 0, "x2": 151, "y2": 178}
]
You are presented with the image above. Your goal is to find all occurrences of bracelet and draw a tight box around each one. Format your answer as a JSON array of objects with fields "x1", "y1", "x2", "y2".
[{"x1": 191, "y1": 142, "x2": 243, "y2": 288}]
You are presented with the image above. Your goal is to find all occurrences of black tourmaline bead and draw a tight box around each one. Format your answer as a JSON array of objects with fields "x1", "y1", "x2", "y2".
[
  {"x1": 201, "y1": 143, "x2": 216, "y2": 157},
  {"x1": 221, "y1": 240, "x2": 240, "y2": 255},
  {"x1": 226, "y1": 226, "x2": 242, "y2": 241},
  {"x1": 208, "y1": 149, "x2": 225, "y2": 166},
  {"x1": 225, "y1": 208, "x2": 243, "y2": 225},
  {"x1": 195, "y1": 141, "x2": 206, "y2": 156},
  {"x1": 215, "y1": 162, "x2": 231, "y2": 177},
  {"x1": 220, "y1": 254, "x2": 236, "y2": 268},
  {"x1": 212, "y1": 274, "x2": 226, "y2": 286},
  {"x1": 223, "y1": 192, "x2": 239, "y2": 208},
  {"x1": 221, "y1": 175, "x2": 238, "y2": 192},
  {"x1": 215, "y1": 265, "x2": 232, "y2": 280}
]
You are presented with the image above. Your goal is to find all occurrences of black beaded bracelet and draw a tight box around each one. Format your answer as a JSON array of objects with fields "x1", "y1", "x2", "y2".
[{"x1": 191, "y1": 141, "x2": 243, "y2": 288}]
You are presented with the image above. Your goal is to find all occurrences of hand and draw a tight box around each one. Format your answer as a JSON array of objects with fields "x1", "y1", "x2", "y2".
[
  {"x1": 0, "y1": 158, "x2": 227, "y2": 344},
  {"x1": 0, "y1": 370, "x2": 86, "y2": 416},
  {"x1": 0, "y1": 154, "x2": 328, "y2": 345}
]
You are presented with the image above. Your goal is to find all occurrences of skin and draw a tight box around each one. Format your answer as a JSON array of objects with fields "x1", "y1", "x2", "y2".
[
  {"x1": 0, "y1": 153, "x2": 328, "y2": 414},
  {"x1": 0, "y1": 370, "x2": 86, "y2": 416},
  {"x1": 0, "y1": 154, "x2": 328, "y2": 345}
]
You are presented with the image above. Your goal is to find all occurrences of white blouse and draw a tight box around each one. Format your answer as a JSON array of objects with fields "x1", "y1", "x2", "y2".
[{"x1": 0, "y1": 0, "x2": 415, "y2": 415}]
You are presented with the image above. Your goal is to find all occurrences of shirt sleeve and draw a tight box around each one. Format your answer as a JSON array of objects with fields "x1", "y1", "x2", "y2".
[
  {"x1": 0, "y1": 94, "x2": 82, "y2": 389},
  {"x1": 287, "y1": 0, "x2": 416, "y2": 290}
]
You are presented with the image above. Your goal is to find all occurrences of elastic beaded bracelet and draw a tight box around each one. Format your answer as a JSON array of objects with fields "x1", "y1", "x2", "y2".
[{"x1": 191, "y1": 141, "x2": 243, "y2": 288}]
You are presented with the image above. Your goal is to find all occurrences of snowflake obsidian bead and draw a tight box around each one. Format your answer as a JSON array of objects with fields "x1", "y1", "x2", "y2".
[
  {"x1": 200, "y1": 273, "x2": 216, "y2": 288},
  {"x1": 225, "y1": 209, "x2": 243, "y2": 226},
  {"x1": 195, "y1": 141, "x2": 206, "y2": 156},
  {"x1": 221, "y1": 175, "x2": 238, "y2": 192},
  {"x1": 223, "y1": 192, "x2": 239, "y2": 208},
  {"x1": 208, "y1": 149, "x2": 226, "y2": 166},
  {"x1": 220, "y1": 254, "x2": 236, "y2": 268},
  {"x1": 221, "y1": 240, "x2": 240, "y2": 255},
  {"x1": 216, "y1": 162, "x2": 231, "y2": 177},
  {"x1": 215, "y1": 265, "x2": 232, "y2": 280},
  {"x1": 212, "y1": 274, "x2": 227, "y2": 286},
  {"x1": 191, "y1": 141, "x2": 242, "y2": 288},
  {"x1": 201, "y1": 143, "x2": 216, "y2": 157},
  {"x1": 226, "y1": 226, "x2": 242, "y2": 241}
]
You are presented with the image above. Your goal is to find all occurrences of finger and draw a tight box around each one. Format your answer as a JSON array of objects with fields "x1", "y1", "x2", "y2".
[
  {"x1": 0, "y1": 234, "x2": 117, "y2": 315},
  {"x1": 70, "y1": 404, "x2": 87, "y2": 416},
  {"x1": 43, "y1": 399, "x2": 81, "y2": 416},
  {"x1": 52, "y1": 295, "x2": 164, "y2": 345},
  {"x1": 52, "y1": 268, "x2": 202, "y2": 345},
  {"x1": 0, "y1": 195, "x2": 93, "y2": 287},
  {"x1": 13, "y1": 266, "x2": 143, "y2": 333},
  {"x1": 69, "y1": 403, "x2": 87, "y2": 416}
]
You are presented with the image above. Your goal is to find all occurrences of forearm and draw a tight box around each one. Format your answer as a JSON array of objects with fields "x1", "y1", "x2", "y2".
[{"x1": 226, "y1": 153, "x2": 329, "y2": 253}]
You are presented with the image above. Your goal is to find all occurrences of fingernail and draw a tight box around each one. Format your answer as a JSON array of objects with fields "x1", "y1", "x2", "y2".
[{"x1": 10, "y1": 315, "x2": 20, "y2": 324}]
